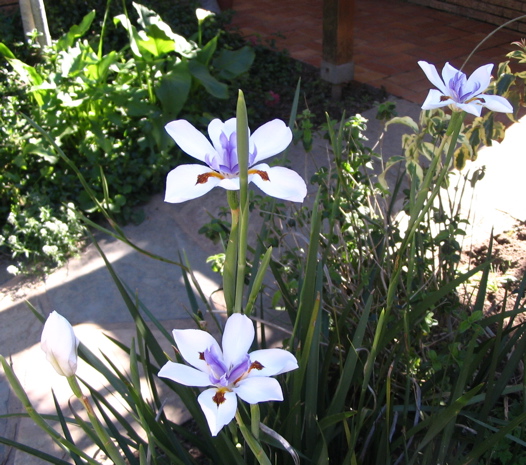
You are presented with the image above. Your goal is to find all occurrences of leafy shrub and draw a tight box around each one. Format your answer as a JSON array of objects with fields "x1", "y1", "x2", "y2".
[{"x1": 0, "y1": 2, "x2": 254, "y2": 273}]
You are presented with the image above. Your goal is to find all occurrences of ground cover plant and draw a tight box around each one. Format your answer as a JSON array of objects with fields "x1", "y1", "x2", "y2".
[
  {"x1": 2, "y1": 5, "x2": 526, "y2": 465},
  {"x1": 0, "y1": 0, "x2": 256, "y2": 274}
]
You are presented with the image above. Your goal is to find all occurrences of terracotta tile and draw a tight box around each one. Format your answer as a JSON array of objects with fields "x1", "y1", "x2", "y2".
[{"x1": 230, "y1": 0, "x2": 521, "y2": 96}]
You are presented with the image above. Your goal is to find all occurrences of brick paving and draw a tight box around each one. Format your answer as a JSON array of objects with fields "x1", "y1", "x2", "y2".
[{"x1": 229, "y1": 0, "x2": 524, "y2": 103}]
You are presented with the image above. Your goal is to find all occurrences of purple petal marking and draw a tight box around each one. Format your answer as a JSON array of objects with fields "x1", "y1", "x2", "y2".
[
  {"x1": 204, "y1": 346, "x2": 228, "y2": 384},
  {"x1": 248, "y1": 146, "x2": 257, "y2": 167},
  {"x1": 228, "y1": 354, "x2": 251, "y2": 384},
  {"x1": 216, "y1": 131, "x2": 239, "y2": 174}
]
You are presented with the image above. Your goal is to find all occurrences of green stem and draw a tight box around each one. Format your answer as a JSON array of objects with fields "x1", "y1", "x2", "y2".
[
  {"x1": 251, "y1": 403, "x2": 261, "y2": 440},
  {"x1": 385, "y1": 110, "x2": 465, "y2": 325},
  {"x1": 0, "y1": 356, "x2": 99, "y2": 464},
  {"x1": 97, "y1": 0, "x2": 112, "y2": 58},
  {"x1": 234, "y1": 90, "x2": 250, "y2": 314},
  {"x1": 235, "y1": 410, "x2": 271, "y2": 465},
  {"x1": 224, "y1": 191, "x2": 240, "y2": 314},
  {"x1": 69, "y1": 377, "x2": 127, "y2": 465}
]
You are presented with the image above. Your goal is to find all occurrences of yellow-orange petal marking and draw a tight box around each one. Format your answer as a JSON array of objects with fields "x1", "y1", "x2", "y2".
[
  {"x1": 196, "y1": 172, "x2": 225, "y2": 185},
  {"x1": 249, "y1": 169, "x2": 270, "y2": 181}
]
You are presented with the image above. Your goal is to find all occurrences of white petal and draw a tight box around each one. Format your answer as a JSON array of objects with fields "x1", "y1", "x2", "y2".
[
  {"x1": 165, "y1": 120, "x2": 217, "y2": 163},
  {"x1": 218, "y1": 177, "x2": 241, "y2": 190},
  {"x1": 222, "y1": 118, "x2": 238, "y2": 136},
  {"x1": 421, "y1": 89, "x2": 450, "y2": 110},
  {"x1": 165, "y1": 164, "x2": 221, "y2": 203},
  {"x1": 198, "y1": 388, "x2": 237, "y2": 436},
  {"x1": 441, "y1": 62, "x2": 464, "y2": 88},
  {"x1": 479, "y1": 93, "x2": 514, "y2": 113},
  {"x1": 251, "y1": 119, "x2": 293, "y2": 163},
  {"x1": 207, "y1": 119, "x2": 227, "y2": 155},
  {"x1": 466, "y1": 64, "x2": 493, "y2": 96},
  {"x1": 234, "y1": 377, "x2": 283, "y2": 404},
  {"x1": 247, "y1": 349, "x2": 298, "y2": 377},
  {"x1": 455, "y1": 101, "x2": 483, "y2": 117},
  {"x1": 250, "y1": 164, "x2": 307, "y2": 202},
  {"x1": 173, "y1": 328, "x2": 222, "y2": 372},
  {"x1": 222, "y1": 314, "x2": 254, "y2": 368},
  {"x1": 418, "y1": 61, "x2": 449, "y2": 96},
  {"x1": 158, "y1": 361, "x2": 211, "y2": 387},
  {"x1": 41, "y1": 311, "x2": 79, "y2": 377}
]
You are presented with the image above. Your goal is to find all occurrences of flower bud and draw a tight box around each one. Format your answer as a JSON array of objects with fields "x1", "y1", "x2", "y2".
[{"x1": 41, "y1": 311, "x2": 79, "y2": 377}]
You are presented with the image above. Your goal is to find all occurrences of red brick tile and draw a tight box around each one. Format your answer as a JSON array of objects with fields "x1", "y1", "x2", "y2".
[{"x1": 230, "y1": 0, "x2": 520, "y2": 98}]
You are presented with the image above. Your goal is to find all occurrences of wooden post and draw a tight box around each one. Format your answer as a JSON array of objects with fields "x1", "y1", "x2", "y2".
[
  {"x1": 19, "y1": 0, "x2": 36, "y2": 39},
  {"x1": 321, "y1": 0, "x2": 355, "y2": 98},
  {"x1": 19, "y1": 0, "x2": 50, "y2": 47}
]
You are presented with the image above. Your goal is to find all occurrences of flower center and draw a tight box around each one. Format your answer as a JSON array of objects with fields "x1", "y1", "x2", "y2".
[
  {"x1": 204, "y1": 130, "x2": 258, "y2": 177},
  {"x1": 448, "y1": 72, "x2": 481, "y2": 103},
  {"x1": 201, "y1": 347, "x2": 265, "y2": 393}
]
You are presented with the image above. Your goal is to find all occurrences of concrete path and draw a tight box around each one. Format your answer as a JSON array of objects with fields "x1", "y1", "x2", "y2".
[{"x1": 0, "y1": 98, "x2": 525, "y2": 464}]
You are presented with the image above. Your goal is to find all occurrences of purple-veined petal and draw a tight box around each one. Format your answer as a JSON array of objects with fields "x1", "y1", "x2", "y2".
[
  {"x1": 250, "y1": 119, "x2": 293, "y2": 163},
  {"x1": 478, "y1": 93, "x2": 514, "y2": 113},
  {"x1": 165, "y1": 165, "x2": 221, "y2": 203},
  {"x1": 158, "y1": 361, "x2": 211, "y2": 387},
  {"x1": 250, "y1": 164, "x2": 307, "y2": 202},
  {"x1": 247, "y1": 348, "x2": 298, "y2": 377},
  {"x1": 441, "y1": 62, "x2": 463, "y2": 96},
  {"x1": 465, "y1": 64, "x2": 493, "y2": 97},
  {"x1": 208, "y1": 119, "x2": 227, "y2": 155},
  {"x1": 421, "y1": 89, "x2": 451, "y2": 110},
  {"x1": 222, "y1": 314, "x2": 254, "y2": 369},
  {"x1": 418, "y1": 61, "x2": 449, "y2": 96},
  {"x1": 198, "y1": 388, "x2": 237, "y2": 436},
  {"x1": 234, "y1": 377, "x2": 284, "y2": 404},
  {"x1": 173, "y1": 328, "x2": 222, "y2": 372},
  {"x1": 455, "y1": 101, "x2": 483, "y2": 117},
  {"x1": 165, "y1": 120, "x2": 216, "y2": 163}
]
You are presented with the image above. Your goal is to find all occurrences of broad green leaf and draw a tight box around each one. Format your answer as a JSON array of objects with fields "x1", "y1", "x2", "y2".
[
  {"x1": 214, "y1": 46, "x2": 255, "y2": 80},
  {"x1": 495, "y1": 72, "x2": 515, "y2": 96},
  {"x1": 57, "y1": 10, "x2": 96, "y2": 50},
  {"x1": 133, "y1": 2, "x2": 195, "y2": 57},
  {"x1": 155, "y1": 60, "x2": 191, "y2": 119},
  {"x1": 23, "y1": 143, "x2": 59, "y2": 164},
  {"x1": 454, "y1": 144, "x2": 470, "y2": 170},
  {"x1": 86, "y1": 51, "x2": 118, "y2": 81},
  {"x1": 385, "y1": 115, "x2": 419, "y2": 132},
  {"x1": 136, "y1": 24, "x2": 175, "y2": 58},
  {"x1": 0, "y1": 41, "x2": 16, "y2": 59},
  {"x1": 114, "y1": 14, "x2": 142, "y2": 57},
  {"x1": 188, "y1": 60, "x2": 228, "y2": 99},
  {"x1": 197, "y1": 35, "x2": 218, "y2": 66},
  {"x1": 4, "y1": 57, "x2": 43, "y2": 88}
]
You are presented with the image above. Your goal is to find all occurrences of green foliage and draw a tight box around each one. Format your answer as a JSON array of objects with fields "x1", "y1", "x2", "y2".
[{"x1": 0, "y1": 2, "x2": 254, "y2": 273}]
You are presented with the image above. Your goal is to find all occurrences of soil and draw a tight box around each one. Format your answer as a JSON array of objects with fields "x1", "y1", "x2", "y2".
[{"x1": 461, "y1": 222, "x2": 526, "y2": 316}]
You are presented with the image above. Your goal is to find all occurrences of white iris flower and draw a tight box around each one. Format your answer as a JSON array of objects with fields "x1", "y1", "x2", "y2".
[
  {"x1": 418, "y1": 61, "x2": 513, "y2": 116},
  {"x1": 158, "y1": 314, "x2": 298, "y2": 436},
  {"x1": 164, "y1": 118, "x2": 307, "y2": 203}
]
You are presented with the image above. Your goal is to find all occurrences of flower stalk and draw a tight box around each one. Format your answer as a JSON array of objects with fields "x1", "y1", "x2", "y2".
[
  {"x1": 68, "y1": 376, "x2": 127, "y2": 465},
  {"x1": 224, "y1": 190, "x2": 240, "y2": 313},
  {"x1": 235, "y1": 410, "x2": 272, "y2": 465},
  {"x1": 235, "y1": 90, "x2": 250, "y2": 314},
  {"x1": 0, "y1": 355, "x2": 99, "y2": 464}
]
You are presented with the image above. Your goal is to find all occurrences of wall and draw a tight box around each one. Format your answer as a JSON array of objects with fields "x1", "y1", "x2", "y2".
[{"x1": 406, "y1": 0, "x2": 526, "y2": 33}]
